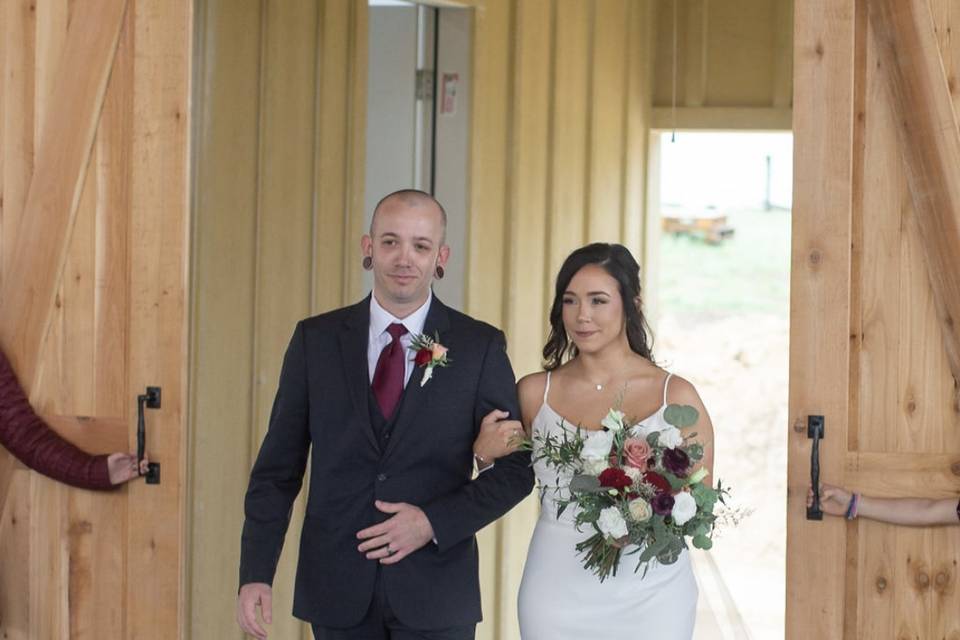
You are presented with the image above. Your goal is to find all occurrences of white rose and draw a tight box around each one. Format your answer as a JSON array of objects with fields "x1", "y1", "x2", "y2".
[
  {"x1": 657, "y1": 426, "x2": 684, "y2": 449},
  {"x1": 597, "y1": 506, "x2": 629, "y2": 539},
  {"x1": 628, "y1": 498, "x2": 652, "y2": 523},
  {"x1": 582, "y1": 458, "x2": 609, "y2": 476},
  {"x1": 671, "y1": 491, "x2": 698, "y2": 526},
  {"x1": 600, "y1": 409, "x2": 626, "y2": 432},
  {"x1": 581, "y1": 429, "x2": 614, "y2": 460},
  {"x1": 623, "y1": 465, "x2": 642, "y2": 483}
]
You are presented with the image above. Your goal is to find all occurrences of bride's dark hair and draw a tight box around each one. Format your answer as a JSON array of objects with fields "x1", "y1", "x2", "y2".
[{"x1": 542, "y1": 243, "x2": 654, "y2": 371}]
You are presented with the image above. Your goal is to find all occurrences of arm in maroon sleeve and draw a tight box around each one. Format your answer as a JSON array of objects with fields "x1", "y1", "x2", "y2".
[{"x1": 0, "y1": 349, "x2": 113, "y2": 490}]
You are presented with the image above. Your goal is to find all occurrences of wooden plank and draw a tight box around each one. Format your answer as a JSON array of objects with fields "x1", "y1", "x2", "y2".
[
  {"x1": 683, "y1": 0, "x2": 708, "y2": 108},
  {"x1": 0, "y1": 471, "x2": 32, "y2": 640},
  {"x1": 62, "y1": 141, "x2": 99, "y2": 417},
  {"x1": 0, "y1": 0, "x2": 36, "y2": 304},
  {"x1": 867, "y1": 0, "x2": 960, "y2": 392},
  {"x1": 0, "y1": 0, "x2": 128, "y2": 393},
  {"x1": 651, "y1": 106, "x2": 793, "y2": 131},
  {"x1": 586, "y1": 0, "x2": 627, "y2": 243},
  {"x1": 857, "y1": 16, "x2": 902, "y2": 454},
  {"x1": 40, "y1": 415, "x2": 129, "y2": 454},
  {"x1": 28, "y1": 476, "x2": 68, "y2": 639},
  {"x1": 499, "y1": 2, "x2": 552, "y2": 638},
  {"x1": 345, "y1": 1, "x2": 368, "y2": 305},
  {"x1": 785, "y1": 1, "x2": 856, "y2": 639},
  {"x1": 844, "y1": 452, "x2": 960, "y2": 496},
  {"x1": 33, "y1": 0, "x2": 69, "y2": 149},
  {"x1": 315, "y1": 0, "x2": 353, "y2": 311},
  {"x1": 772, "y1": 0, "x2": 794, "y2": 108},
  {"x1": 94, "y1": 1, "x2": 134, "y2": 420},
  {"x1": 187, "y1": 1, "x2": 261, "y2": 636},
  {"x1": 254, "y1": 2, "x2": 318, "y2": 637},
  {"x1": 68, "y1": 486, "x2": 125, "y2": 640},
  {"x1": 1, "y1": 0, "x2": 37, "y2": 303},
  {"x1": 126, "y1": 0, "x2": 189, "y2": 636},
  {"x1": 622, "y1": 0, "x2": 654, "y2": 261},
  {"x1": 547, "y1": 0, "x2": 589, "y2": 289},
  {"x1": 465, "y1": 0, "x2": 511, "y2": 329},
  {"x1": 465, "y1": 3, "x2": 513, "y2": 638}
]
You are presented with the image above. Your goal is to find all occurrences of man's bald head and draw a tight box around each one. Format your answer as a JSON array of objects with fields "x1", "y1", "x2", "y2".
[{"x1": 370, "y1": 189, "x2": 447, "y2": 240}]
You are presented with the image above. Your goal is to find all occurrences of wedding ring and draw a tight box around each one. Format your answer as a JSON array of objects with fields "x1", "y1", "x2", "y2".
[{"x1": 387, "y1": 546, "x2": 396, "y2": 556}]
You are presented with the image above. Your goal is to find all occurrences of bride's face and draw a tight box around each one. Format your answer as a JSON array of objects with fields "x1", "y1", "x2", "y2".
[{"x1": 561, "y1": 264, "x2": 626, "y2": 355}]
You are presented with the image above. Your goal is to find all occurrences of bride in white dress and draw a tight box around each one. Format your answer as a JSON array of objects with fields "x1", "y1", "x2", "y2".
[{"x1": 473, "y1": 243, "x2": 714, "y2": 639}]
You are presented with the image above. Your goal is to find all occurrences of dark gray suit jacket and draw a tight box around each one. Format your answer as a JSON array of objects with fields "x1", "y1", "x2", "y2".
[{"x1": 238, "y1": 295, "x2": 534, "y2": 628}]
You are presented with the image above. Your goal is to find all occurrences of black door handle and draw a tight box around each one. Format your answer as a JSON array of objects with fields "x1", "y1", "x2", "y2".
[
  {"x1": 806, "y1": 415, "x2": 825, "y2": 520},
  {"x1": 137, "y1": 386, "x2": 162, "y2": 484}
]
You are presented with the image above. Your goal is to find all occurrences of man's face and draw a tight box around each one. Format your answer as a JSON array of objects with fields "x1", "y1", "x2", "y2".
[{"x1": 362, "y1": 199, "x2": 449, "y2": 310}]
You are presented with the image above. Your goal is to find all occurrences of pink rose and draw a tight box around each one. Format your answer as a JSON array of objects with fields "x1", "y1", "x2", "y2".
[
  {"x1": 431, "y1": 343, "x2": 448, "y2": 360},
  {"x1": 623, "y1": 438, "x2": 651, "y2": 471}
]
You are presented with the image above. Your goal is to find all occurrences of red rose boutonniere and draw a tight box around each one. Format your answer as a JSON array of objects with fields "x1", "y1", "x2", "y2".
[{"x1": 410, "y1": 332, "x2": 451, "y2": 387}]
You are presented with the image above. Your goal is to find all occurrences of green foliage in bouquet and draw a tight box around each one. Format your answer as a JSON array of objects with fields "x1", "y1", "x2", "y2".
[{"x1": 530, "y1": 402, "x2": 731, "y2": 582}]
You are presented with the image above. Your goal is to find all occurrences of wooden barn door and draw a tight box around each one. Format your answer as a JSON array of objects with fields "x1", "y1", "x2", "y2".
[
  {"x1": 787, "y1": 0, "x2": 960, "y2": 637},
  {"x1": 0, "y1": 0, "x2": 189, "y2": 638}
]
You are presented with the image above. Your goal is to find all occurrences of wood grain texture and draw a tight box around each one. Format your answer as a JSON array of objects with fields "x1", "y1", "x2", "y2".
[
  {"x1": 786, "y1": 1, "x2": 856, "y2": 638},
  {"x1": 0, "y1": 0, "x2": 128, "y2": 392},
  {"x1": 868, "y1": 0, "x2": 960, "y2": 392}
]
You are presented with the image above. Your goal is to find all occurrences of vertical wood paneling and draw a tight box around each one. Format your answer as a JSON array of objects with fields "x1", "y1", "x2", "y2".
[
  {"x1": 622, "y1": 0, "x2": 653, "y2": 259},
  {"x1": 499, "y1": 2, "x2": 553, "y2": 637},
  {"x1": 254, "y1": 3, "x2": 319, "y2": 638},
  {"x1": 1, "y1": 0, "x2": 36, "y2": 299},
  {"x1": 0, "y1": 0, "x2": 189, "y2": 637},
  {"x1": 188, "y1": 0, "x2": 261, "y2": 637},
  {"x1": 315, "y1": 0, "x2": 357, "y2": 312},
  {"x1": 465, "y1": 4, "x2": 513, "y2": 639},
  {"x1": 465, "y1": 0, "x2": 511, "y2": 330},
  {"x1": 33, "y1": 0, "x2": 68, "y2": 148},
  {"x1": 786, "y1": 1, "x2": 855, "y2": 638},
  {"x1": 547, "y1": 0, "x2": 589, "y2": 290},
  {"x1": 126, "y1": 0, "x2": 189, "y2": 636},
  {"x1": 586, "y1": 0, "x2": 627, "y2": 242}
]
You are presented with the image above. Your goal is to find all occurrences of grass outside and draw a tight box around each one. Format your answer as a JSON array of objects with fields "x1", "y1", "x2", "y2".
[{"x1": 657, "y1": 207, "x2": 791, "y2": 640}]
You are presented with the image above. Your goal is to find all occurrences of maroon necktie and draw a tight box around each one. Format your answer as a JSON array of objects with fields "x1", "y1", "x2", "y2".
[{"x1": 371, "y1": 323, "x2": 408, "y2": 420}]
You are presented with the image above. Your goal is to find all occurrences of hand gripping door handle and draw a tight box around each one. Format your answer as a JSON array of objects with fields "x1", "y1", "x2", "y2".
[
  {"x1": 806, "y1": 415, "x2": 825, "y2": 520},
  {"x1": 137, "y1": 386, "x2": 162, "y2": 484}
]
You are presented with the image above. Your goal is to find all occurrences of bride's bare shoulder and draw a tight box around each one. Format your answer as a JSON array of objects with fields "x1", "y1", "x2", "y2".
[{"x1": 517, "y1": 371, "x2": 549, "y2": 426}]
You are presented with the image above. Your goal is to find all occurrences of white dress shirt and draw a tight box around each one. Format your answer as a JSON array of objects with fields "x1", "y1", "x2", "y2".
[
  {"x1": 368, "y1": 291, "x2": 432, "y2": 385},
  {"x1": 367, "y1": 290, "x2": 494, "y2": 476}
]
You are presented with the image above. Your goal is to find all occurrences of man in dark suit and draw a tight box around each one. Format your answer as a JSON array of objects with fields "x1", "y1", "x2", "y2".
[{"x1": 236, "y1": 190, "x2": 534, "y2": 639}]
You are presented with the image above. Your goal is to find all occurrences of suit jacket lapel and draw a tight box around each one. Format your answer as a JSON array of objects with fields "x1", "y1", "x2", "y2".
[
  {"x1": 382, "y1": 296, "x2": 451, "y2": 460},
  {"x1": 338, "y1": 296, "x2": 380, "y2": 452}
]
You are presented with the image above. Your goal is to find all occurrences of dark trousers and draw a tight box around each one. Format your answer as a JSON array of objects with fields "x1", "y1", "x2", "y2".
[{"x1": 311, "y1": 570, "x2": 475, "y2": 640}]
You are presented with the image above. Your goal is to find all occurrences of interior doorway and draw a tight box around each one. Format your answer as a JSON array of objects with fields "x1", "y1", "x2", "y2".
[
  {"x1": 365, "y1": 0, "x2": 472, "y2": 310},
  {"x1": 650, "y1": 131, "x2": 794, "y2": 640}
]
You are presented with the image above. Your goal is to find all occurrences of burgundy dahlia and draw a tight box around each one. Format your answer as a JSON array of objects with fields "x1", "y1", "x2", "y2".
[
  {"x1": 652, "y1": 492, "x2": 675, "y2": 516},
  {"x1": 598, "y1": 467, "x2": 633, "y2": 491},
  {"x1": 662, "y1": 448, "x2": 691, "y2": 478},
  {"x1": 643, "y1": 471, "x2": 672, "y2": 494}
]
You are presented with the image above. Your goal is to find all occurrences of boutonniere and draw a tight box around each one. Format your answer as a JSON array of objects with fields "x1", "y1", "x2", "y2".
[{"x1": 410, "y1": 332, "x2": 451, "y2": 387}]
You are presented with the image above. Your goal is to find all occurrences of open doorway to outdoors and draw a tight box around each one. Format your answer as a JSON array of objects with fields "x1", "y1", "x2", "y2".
[{"x1": 650, "y1": 131, "x2": 793, "y2": 640}]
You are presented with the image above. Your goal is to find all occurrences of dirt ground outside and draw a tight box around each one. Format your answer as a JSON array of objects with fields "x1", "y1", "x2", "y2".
[{"x1": 654, "y1": 208, "x2": 791, "y2": 640}]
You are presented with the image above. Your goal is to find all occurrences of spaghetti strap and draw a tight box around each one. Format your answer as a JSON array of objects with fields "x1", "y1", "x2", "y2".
[
  {"x1": 662, "y1": 372, "x2": 674, "y2": 406},
  {"x1": 543, "y1": 371, "x2": 552, "y2": 404}
]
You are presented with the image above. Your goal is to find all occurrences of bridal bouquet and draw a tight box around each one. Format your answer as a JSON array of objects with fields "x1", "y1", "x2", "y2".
[{"x1": 532, "y1": 403, "x2": 728, "y2": 582}]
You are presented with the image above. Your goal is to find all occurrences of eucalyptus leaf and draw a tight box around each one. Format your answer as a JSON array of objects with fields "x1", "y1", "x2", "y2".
[
  {"x1": 693, "y1": 534, "x2": 713, "y2": 550},
  {"x1": 664, "y1": 404, "x2": 699, "y2": 429},
  {"x1": 569, "y1": 474, "x2": 603, "y2": 493}
]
